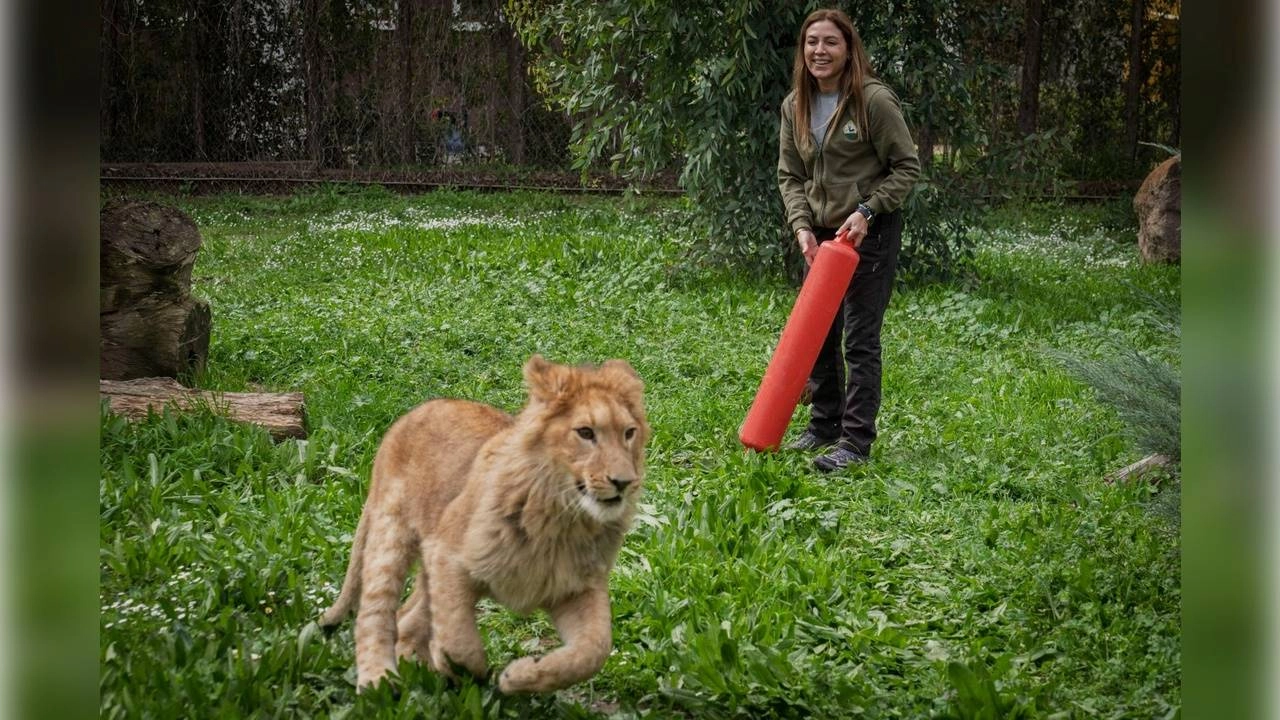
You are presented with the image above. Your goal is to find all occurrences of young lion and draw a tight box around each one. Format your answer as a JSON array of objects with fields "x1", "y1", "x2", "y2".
[{"x1": 320, "y1": 355, "x2": 650, "y2": 693}]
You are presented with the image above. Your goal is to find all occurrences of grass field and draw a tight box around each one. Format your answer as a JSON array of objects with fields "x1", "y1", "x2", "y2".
[{"x1": 100, "y1": 187, "x2": 1180, "y2": 718}]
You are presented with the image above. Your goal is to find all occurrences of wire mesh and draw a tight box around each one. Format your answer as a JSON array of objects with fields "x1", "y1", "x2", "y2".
[{"x1": 99, "y1": 0, "x2": 634, "y2": 191}]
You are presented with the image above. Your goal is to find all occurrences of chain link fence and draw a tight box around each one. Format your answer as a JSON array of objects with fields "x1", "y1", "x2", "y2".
[{"x1": 100, "y1": 0, "x2": 663, "y2": 191}]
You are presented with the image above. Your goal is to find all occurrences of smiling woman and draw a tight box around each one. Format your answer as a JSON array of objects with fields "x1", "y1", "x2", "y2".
[
  {"x1": 776, "y1": 8, "x2": 921, "y2": 471},
  {"x1": 802, "y1": 19, "x2": 849, "y2": 94}
]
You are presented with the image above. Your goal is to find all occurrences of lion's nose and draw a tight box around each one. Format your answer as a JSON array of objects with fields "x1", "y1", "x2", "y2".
[{"x1": 609, "y1": 477, "x2": 633, "y2": 493}]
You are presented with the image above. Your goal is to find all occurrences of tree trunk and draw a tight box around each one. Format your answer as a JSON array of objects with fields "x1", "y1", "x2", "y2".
[
  {"x1": 505, "y1": 24, "x2": 528, "y2": 165},
  {"x1": 1124, "y1": 0, "x2": 1145, "y2": 162},
  {"x1": 303, "y1": 0, "x2": 329, "y2": 166},
  {"x1": 100, "y1": 0, "x2": 126, "y2": 153},
  {"x1": 100, "y1": 201, "x2": 211, "y2": 380},
  {"x1": 916, "y1": 121, "x2": 934, "y2": 172},
  {"x1": 189, "y1": 0, "x2": 206, "y2": 159},
  {"x1": 1017, "y1": 0, "x2": 1045, "y2": 136},
  {"x1": 398, "y1": 0, "x2": 417, "y2": 164},
  {"x1": 101, "y1": 378, "x2": 308, "y2": 441}
]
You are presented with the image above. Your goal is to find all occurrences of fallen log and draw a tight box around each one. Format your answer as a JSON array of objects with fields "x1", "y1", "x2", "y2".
[
  {"x1": 101, "y1": 377, "x2": 307, "y2": 441},
  {"x1": 1104, "y1": 453, "x2": 1173, "y2": 484}
]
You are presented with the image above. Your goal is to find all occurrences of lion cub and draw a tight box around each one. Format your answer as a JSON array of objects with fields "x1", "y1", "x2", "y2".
[{"x1": 320, "y1": 355, "x2": 650, "y2": 693}]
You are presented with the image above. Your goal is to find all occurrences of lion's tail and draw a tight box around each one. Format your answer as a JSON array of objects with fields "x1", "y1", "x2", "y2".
[{"x1": 319, "y1": 507, "x2": 369, "y2": 628}]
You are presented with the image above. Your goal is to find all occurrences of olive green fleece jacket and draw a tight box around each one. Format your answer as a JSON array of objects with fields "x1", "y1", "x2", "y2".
[{"x1": 778, "y1": 78, "x2": 921, "y2": 234}]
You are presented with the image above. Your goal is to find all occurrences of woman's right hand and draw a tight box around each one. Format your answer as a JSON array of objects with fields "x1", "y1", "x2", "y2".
[{"x1": 796, "y1": 229, "x2": 819, "y2": 266}]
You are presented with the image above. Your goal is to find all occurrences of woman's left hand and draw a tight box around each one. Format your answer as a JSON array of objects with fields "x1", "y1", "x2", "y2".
[{"x1": 838, "y1": 213, "x2": 870, "y2": 248}]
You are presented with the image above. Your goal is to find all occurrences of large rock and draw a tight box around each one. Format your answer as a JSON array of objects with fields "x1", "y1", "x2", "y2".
[{"x1": 1133, "y1": 155, "x2": 1181, "y2": 264}]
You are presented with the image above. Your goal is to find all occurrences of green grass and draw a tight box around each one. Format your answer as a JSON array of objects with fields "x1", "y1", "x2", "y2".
[{"x1": 100, "y1": 188, "x2": 1181, "y2": 718}]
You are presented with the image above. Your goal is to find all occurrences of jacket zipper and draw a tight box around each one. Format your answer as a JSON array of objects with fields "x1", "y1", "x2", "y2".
[
  {"x1": 815, "y1": 136, "x2": 827, "y2": 227},
  {"x1": 813, "y1": 99, "x2": 841, "y2": 227}
]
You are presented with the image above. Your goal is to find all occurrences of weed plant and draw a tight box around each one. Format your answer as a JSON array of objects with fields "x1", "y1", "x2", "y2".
[
  {"x1": 100, "y1": 188, "x2": 1181, "y2": 718},
  {"x1": 1050, "y1": 290, "x2": 1181, "y2": 464}
]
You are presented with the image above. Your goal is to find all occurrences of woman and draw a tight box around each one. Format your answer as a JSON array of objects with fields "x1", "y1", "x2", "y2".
[{"x1": 777, "y1": 8, "x2": 920, "y2": 471}]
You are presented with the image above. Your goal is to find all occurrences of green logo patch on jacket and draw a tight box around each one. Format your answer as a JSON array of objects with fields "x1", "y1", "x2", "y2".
[{"x1": 843, "y1": 121, "x2": 858, "y2": 140}]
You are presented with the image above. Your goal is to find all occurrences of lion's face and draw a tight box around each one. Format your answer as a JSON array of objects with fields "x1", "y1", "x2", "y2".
[{"x1": 523, "y1": 356, "x2": 650, "y2": 523}]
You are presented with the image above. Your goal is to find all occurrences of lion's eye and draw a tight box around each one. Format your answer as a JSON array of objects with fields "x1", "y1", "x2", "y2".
[
  {"x1": 624, "y1": 427, "x2": 637, "y2": 441},
  {"x1": 575, "y1": 427, "x2": 596, "y2": 441}
]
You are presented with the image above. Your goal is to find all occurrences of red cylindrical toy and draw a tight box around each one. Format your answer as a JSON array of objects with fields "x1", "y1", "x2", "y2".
[{"x1": 739, "y1": 232, "x2": 860, "y2": 451}]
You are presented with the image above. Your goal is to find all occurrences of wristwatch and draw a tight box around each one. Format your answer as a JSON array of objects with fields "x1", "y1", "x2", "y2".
[{"x1": 856, "y1": 204, "x2": 875, "y2": 225}]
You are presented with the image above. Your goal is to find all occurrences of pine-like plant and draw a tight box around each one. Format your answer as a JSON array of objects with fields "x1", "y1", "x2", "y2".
[{"x1": 1052, "y1": 290, "x2": 1181, "y2": 465}]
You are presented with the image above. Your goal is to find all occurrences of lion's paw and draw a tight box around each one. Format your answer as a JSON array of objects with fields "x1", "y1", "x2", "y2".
[
  {"x1": 497, "y1": 656, "x2": 544, "y2": 694},
  {"x1": 428, "y1": 648, "x2": 454, "y2": 678},
  {"x1": 356, "y1": 663, "x2": 397, "y2": 693},
  {"x1": 396, "y1": 635, "x2": 430, "y2": 664}
]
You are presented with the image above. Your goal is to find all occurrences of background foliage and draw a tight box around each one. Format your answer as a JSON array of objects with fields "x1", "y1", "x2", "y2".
[
  {"x1": 101, "y1": 0, "x2": 1180, "y2": 277},
  {"x1": 509, "y1": 0, "x2": 1179, "y2": 278}
]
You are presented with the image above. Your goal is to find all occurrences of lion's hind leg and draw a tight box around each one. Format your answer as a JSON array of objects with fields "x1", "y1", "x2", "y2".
[
  {"x1": 353, "y1": 518, "x2": 416, "y2": 690},
  {"x1": 395, "y1": 562, "x2": 432, "y2": 664}
]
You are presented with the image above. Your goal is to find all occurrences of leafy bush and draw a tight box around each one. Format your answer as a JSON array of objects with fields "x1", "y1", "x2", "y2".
[
  {"x1": 897, "y1": 172, "x2": 979, "y2": 286},
  {"x1": 508, "y1": 1, "x2": 994, "y2": 282}
]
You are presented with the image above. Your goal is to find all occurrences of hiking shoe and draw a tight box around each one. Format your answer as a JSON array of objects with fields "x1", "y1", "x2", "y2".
[
  {"x1": 784, "y1": 431, "x2": 838, "y2": 451},
  {"x1": 813, "y1": 446, "x2": 869, "y2": 472}
]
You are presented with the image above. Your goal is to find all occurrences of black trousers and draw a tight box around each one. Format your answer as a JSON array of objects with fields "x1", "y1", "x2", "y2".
[{"x1": 804, "y1": 211, "x2": 902, "y2": 456}]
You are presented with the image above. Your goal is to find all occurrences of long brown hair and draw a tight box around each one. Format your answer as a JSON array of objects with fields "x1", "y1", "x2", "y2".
[{"x1": 790, "y1": 9, "x2": 874, "y2": 151}]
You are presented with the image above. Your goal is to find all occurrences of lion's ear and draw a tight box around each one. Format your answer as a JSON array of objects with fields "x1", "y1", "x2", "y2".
[
  {"x1": 601, "y1": 359, "x2": 644, "y2": 392},
  {"x1": 601, "y1": 359, "x2": 640, "y2": 380},
  {"x1": 523, "y1": 354, "x2": 574, "y2": 403},
  {"x1": 600, "y1": 359, "x2": 646, "y2": 419}
]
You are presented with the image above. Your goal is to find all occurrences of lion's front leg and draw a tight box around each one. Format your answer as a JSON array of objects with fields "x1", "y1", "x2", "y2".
[
  {"x1": 498, "y1": 587, "x2": 612, "y2": 694},
  {"x1": 427, "y1": 554, "x2": 488, "y2": 681}
]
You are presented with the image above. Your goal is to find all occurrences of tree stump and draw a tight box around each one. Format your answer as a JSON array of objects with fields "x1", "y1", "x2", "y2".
[
  {"x1": 100, "y1": 378, "x2": 308, "y2": 440},
  {"x1": 1133, "y1": 156, "x2": 1181, "y2": 264},
  {"x1": 100, "y1": 200, "x2": 212, "y2": 380}
]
